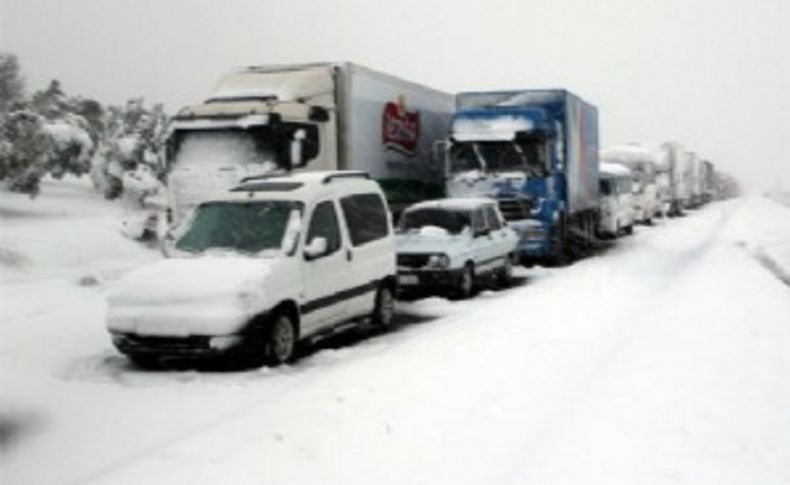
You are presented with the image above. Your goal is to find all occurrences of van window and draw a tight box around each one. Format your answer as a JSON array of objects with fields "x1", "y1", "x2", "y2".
[
  {"x1": 306, "y1": 200, "x2": 341, "y2": 255},
  {"x1": 340, "y1": 193, "x2": 389, "y2": 246}
]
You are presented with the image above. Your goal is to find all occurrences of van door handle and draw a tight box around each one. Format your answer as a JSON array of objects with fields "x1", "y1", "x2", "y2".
[{"x1": 346, "y1": 250, "x2": 353, "y2": 262}]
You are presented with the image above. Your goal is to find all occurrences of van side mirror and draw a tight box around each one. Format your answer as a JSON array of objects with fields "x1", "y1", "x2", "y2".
[{"x1": 304, "y1": 237, "x2": 328, "y2": 260}]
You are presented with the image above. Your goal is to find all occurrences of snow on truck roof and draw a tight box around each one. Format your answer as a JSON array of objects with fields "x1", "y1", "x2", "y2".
[
  {"x1": 405, "y1": 198, "x2": 496, "y2": 212},
  {"x1": 600, "y1": 162, "x2": 633, "y2": 177},
  {"x1": 601, "y1": 145, "x2": 657, "y2": 165}
]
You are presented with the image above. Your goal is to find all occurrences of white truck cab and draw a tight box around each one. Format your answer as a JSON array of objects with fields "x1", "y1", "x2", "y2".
[
  {"x1": 598, "y1": 162, "x2": 636, "y2": 237},
  {"x1": 106, "y1": 171, "x2": 397, "y2": 366},
  {"x1": 395, "y1": 198, "x2": 519, "y2": 298}
]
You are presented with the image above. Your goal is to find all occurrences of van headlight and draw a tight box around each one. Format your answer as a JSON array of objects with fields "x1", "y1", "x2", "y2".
[{"x1": 427, "y1": 253, "x2": 450, "y2": 269}]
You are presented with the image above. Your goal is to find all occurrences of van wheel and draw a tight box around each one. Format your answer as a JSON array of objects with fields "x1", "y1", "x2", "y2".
[
  {"x1": 371, "y1": 284, "x2": 395, "y2": 330},
  {"x1": 455, "y1": 263, "x2": 475, "y2": 299},
  {"x1": 496, "y1": 255, "x2": 514, "y2": 288},
  {"x1": 263, "y1": 313, "x2": 296, "y2": 366}
]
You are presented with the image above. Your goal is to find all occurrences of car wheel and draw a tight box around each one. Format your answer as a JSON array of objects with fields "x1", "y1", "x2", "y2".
[
  {"x1": 263, "y1": 313, "x2": 296, "y2": 366},
  {"x1": 371, "y1": 283, "x2": 395, "y2": 330},
  {"x1": 456, "y1": 263, "x2": 475, "y2": 299},
  {"x1": 624, "y1": 224, "x2": 634, "y2": 235},
  {"x1": 496, "y1": 255, "x2": 514, "y2": 288}
]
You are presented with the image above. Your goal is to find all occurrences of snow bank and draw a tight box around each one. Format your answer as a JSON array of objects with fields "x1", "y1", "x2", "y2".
[
  {"x1": 0, "y1": 176, "x2": 159, "y2": 284},
  {"x1": 3, "y1": 185, "x2": 790, "y2": 485}
]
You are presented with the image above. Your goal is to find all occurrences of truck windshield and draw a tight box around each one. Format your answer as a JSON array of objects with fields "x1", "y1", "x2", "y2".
[
  {"x1": 399, "y1": 208, "x2": 471, "y2": 235},
  {"x1": 169, "y1": 129, "x2": 278, "y2": 173},
  {"x1": 175, "y1": 201, "x2": 303, "y2": 254},
  {"x1": 600, "y1": 179, "x2": 613, "y2": 195},
  {"x1": 449, "y1": 141, "x2": 547, "y2": 177}
]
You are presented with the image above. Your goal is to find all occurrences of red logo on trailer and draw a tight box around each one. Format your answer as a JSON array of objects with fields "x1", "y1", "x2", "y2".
[{"x1": 382, "y1": 95, "x2": 420, "y2": 156}]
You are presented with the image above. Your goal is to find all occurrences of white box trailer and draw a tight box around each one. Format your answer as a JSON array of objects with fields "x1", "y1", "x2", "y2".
[{"x1": 166, "y1": 62, "x2": 454, "y2": 223}]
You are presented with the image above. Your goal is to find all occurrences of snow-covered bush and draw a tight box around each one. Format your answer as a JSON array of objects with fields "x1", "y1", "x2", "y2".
[
  {"x1": 91, "y1": 98, "x2": 168, "y2": 203},
  {"x1": 0, "y1": 110, "x2": 53, "y2": 196}
]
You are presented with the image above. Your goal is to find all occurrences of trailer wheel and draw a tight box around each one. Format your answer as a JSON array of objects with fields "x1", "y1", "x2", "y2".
[{"x1": 548, "y1": 213, "x2": 569, "y2": 266}]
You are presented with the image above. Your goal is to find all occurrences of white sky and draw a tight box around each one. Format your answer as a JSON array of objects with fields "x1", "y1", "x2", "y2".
[{"x1": 3, "y1": 0, "x2": 789, "y2": 192}]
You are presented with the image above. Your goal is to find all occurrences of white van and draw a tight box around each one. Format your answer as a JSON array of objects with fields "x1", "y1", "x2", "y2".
[
  {"x1": 106, "y1": 171, "x2": 397, "y2": 367},
  {"x1": 598, "y1": 162, "x2": 635, "y2": 237}
]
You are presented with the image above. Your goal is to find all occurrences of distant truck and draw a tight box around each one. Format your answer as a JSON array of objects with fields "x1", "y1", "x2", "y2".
[
  {"x1": 657, "y1": 141, "x2": 687, "y2": 216},
  {"x1": 598, "y1": 162, "x2": 635, "y2": 237},
  {"x1": 441, "y1": 90, "x2": 600, "y2": 263},
  {"x1": 165, "y1": 62, "x2": 454, "y2": 223},
  {"x1": 600, "y1": 145, "x2": 660, "y2": 224}
]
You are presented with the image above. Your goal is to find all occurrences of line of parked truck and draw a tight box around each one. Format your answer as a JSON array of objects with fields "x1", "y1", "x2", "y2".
[{"x1": 105, "y1": 62, "x2": 739, "y2": 367}]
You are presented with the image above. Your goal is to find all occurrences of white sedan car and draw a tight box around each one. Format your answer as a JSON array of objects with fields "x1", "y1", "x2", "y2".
[{"x1": 395, "y1": 198, "x2": 519, "y2": 298}]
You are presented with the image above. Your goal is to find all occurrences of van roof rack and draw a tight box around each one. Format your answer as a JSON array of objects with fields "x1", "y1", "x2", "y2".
[
  {"x1": 322, "y1": 171, "x2": 370, "y2": 184},
  {"x1": 239, "y1": 172, "x2": 289, "y2": 183}
]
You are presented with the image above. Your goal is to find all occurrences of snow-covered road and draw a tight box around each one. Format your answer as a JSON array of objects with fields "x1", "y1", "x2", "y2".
[{"x1": 2, "y1": 178, "x2": 790, "y2": 485}]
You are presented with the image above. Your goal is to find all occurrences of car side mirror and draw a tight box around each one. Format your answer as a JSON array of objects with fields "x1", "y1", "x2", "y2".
[{"x1": 304, "y1": 237, "x2": 328, "y2": 260}]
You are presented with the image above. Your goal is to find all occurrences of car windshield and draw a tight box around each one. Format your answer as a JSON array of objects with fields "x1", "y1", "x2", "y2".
[
  {"x1": 399, "y1": 208, "x2": 471, "y2": 235},
  {"x1": 175, "y1": 200, "x2": 303, "y2": 254}
]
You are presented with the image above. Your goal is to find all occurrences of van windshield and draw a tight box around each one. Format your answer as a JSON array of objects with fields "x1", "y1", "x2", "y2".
[
  {"x1": 399, "y1": 208, "x2": 471, "y2": 235},
  {"x1": 175, "y1": 201, "x2": 303, "y2": 254}
]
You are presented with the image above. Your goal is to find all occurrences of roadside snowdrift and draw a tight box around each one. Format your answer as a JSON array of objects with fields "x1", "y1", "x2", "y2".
[{"x1": 2, "y1": 179, "x2": 790, "y2": 485}]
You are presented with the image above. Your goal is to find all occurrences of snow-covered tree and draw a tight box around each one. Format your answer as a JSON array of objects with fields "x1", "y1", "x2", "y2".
[
  {"x1": 91, "y1": 98, "x2": 167, "y2": 202},
  {"x1": 0, "y1": 110, "x2": 53, "y2": 196},
  {"x1": 0, "y1": 53, "x2": 25, "y2": 115}
]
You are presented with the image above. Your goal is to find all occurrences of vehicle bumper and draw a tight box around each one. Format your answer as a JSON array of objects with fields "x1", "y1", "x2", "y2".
[
  {"x1": 110, "y1": 332, "x2": 245, "y2": 358},
  {"x1": 396, "y1": 267, "x2": 466, "y2": 292}
]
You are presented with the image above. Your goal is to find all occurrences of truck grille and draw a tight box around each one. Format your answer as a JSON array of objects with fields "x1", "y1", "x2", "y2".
[
  {"x1": 498, "y1": 198, "x2": 532, "y2": 221},
  {"x1": 397, "y1": 253, "x2": 430, "y2": 269}
]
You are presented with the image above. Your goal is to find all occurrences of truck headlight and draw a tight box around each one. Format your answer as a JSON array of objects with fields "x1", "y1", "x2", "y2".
[{"x1": 427, "y1": 254, "x2": 450, "y2": 269}]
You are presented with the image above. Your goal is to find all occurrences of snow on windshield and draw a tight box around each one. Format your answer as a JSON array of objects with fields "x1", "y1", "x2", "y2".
[
  {"x1": 175, "y1": 201, "x2": 302, "y2": 255},
  {"x1": 400, "y1": 208, "x2": 471, "y2": 235},
  {"x1": 167, "y1": 130, "x2": 279, "y2": 223}
]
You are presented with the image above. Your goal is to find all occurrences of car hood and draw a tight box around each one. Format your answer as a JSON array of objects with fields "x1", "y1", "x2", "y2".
[
  {"x1": 395, "y1": 231, "x2": 468, "y2": 255},
  {"x1": 108, "y1": 256, "x2": 274, "y2": 306}
]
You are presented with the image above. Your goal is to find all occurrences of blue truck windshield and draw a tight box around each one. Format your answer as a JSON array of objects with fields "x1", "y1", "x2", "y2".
[
  {"x1": 450, "y1": 141, "x2": 547, "y2": 177},
  {"x1": 175, "y1": 201, "x2": 303, "y2": 254}
]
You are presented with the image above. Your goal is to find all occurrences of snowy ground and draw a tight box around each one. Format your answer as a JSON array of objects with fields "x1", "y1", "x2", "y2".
[{"x1": 2, "y1": 177, "x2": 790, "y2": 485}]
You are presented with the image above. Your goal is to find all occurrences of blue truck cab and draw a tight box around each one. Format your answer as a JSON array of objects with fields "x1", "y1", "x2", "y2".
[{"x1": 444, "y1": 90, "x2": 600, "y2": 262}]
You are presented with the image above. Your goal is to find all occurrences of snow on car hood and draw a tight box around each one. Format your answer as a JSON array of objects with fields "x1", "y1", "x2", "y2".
[
  {"x1": 395, "y1": 228, "x2": 469, "y2": 255},
  {"x1": 107, "y1": 256, "x2": 273, "y2": 306}
]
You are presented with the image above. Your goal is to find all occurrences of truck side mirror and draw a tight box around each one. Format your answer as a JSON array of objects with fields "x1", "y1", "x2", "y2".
[
  {"x1": 433, "y1": 140, "x2": 449, "y2": 175},
  {"x1": 290, "y1": 129, "x2": 307, "y2": 168},
  {"x1": 304, "y1": 237, "x2": 328, "y2": 260}
]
